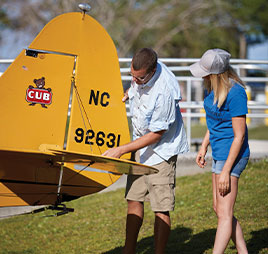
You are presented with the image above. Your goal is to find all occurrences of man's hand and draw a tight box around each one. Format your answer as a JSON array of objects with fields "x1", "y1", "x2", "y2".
[
  {"x1": 102, "y1": 147, "x2": 124, "y2": 158},
  {"x1": 122, "y1": 89, "x2": 129, "y2": 102},
  {"x1": 103, "y1": 131, "x2": 164, "y2": 159}
]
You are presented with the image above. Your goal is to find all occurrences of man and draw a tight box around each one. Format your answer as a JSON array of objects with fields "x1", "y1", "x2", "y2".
[{"x1": 103, "y1": 48, "x2": 188, "y2": 253}]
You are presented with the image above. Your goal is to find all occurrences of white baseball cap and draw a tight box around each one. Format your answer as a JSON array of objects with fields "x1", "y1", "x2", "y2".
[{"x1": 189, "y1": 49, "x2": 231, "y2": 77}]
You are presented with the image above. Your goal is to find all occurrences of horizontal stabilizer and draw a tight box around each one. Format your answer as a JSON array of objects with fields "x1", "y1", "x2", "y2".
[{"x1": 49, "y1": 148, "x2": 158, "y2": 175}]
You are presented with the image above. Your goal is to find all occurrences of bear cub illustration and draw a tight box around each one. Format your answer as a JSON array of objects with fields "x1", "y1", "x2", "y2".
[{"x1": 28, "y1": 77, "x2": 51, "y2": 108}]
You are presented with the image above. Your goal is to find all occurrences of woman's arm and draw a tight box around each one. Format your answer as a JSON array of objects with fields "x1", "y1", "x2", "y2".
[
  {"x1": 218, "y1": 115, "x2": 246, "y2": 196},
  {"x1": 196, "y1": 129, "x2": 210, "y2": 168}
]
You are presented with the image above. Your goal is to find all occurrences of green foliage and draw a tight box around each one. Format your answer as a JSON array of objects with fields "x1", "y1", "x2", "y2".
[
  {"x1": 0, "y1": 160, "x2": 267, "y2": 253},
  {"x1": 248, "y1": 124, "x2": 268, "y2": 140},
  {"x1": 228, "y1": 0, "x2": 268, "y2": 35},
  {"x1": 0, "y1": 0, "x2": 267, "y2": 57},
  {"x1": 0, "y1": 8, "x2": 9, "y2": 27}
]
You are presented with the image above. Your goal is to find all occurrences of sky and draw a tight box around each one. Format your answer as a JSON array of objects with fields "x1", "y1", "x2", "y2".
[
  {"x1": 0, "y1": 29, "x2": 30, "y2": 59},
  {"x1": 248, "y1": 40, "x2": 268, "y2": 60}
]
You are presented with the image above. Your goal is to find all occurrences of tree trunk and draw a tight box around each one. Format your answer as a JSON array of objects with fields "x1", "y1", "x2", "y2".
[{"x1": 239, "y1": 33, "x2": 247, "y2": 77}]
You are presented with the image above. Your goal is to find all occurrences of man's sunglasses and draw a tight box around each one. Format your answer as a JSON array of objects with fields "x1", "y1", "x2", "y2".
[{"x1": 129, "y1": 70, "x2": 153, "y2": 83}]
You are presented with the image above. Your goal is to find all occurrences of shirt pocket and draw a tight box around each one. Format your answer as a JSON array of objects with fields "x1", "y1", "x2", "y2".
[
  {"x1": 136, "y1": 104, "x2": 152, "y2": 133},
  {"x1": 128, "y1": 93, "x2": 135, "y2": 116},
  {"x1": 150, "y1": 176, "x2": 175, "y2": 185}
]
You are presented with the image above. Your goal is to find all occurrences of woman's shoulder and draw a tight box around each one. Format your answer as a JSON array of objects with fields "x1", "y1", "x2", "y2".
[
  {"x1": 228, "y1": 79, "x2": 247, "y2": 100},
  {"x1": 230, "y1": 79, "x2": 245, "y2": 90},
  {"x1": 229, "y1": 79, "x2": 246, "y2": 93}
]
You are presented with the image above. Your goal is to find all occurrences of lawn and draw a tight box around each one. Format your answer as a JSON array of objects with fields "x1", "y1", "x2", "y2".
[
  {"x1": 0, "y1": 160, "x2": 267, "y2": 254},
  {"x1": 191, "y1": 124, "x2": 268, "y2": 140}
]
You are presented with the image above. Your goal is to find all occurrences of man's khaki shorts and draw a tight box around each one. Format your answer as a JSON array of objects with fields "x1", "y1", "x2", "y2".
[{"x1": 125, "y1": 152, "x2": 177, "y2": 212}]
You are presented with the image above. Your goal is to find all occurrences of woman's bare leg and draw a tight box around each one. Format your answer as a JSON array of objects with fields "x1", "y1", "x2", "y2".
[{"x1": 213, "y1": 175, "x2": 248, "y2": 254}]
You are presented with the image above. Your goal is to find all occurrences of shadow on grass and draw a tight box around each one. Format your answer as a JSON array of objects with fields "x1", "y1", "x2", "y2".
[
  {"x1": 0, "y1": 249, "x2": 35, "y2": 254},
  {"x1": 247, "y1": 228, "x2": 268, "y2": 254},
  {"x1": 103, "y1": 226, "x2": 216, "y2": 254}
]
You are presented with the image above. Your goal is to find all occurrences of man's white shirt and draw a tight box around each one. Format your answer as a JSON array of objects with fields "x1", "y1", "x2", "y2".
[{"x1": 128, "y1": 61, "x2": 189, "y2": 166}]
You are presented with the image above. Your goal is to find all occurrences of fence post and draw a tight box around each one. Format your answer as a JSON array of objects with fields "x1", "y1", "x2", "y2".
[
  {"x1": 264, "y1": 83, "x2": 268, "y2": 126},
  {"x1": 186, "y1": 79, "x2": 191, "y2": 148},
  {"x1": 246, "y1": 85, "x2": 251, "y2": 125}
]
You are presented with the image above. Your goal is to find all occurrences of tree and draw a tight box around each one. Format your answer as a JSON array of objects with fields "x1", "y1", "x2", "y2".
[{"x1": 0, "y1": 0, "x2": 267, "y2": 58}]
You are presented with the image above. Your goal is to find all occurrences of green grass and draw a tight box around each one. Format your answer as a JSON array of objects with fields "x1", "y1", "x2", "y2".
[
  {"x1": 0, "y1": 160, "x2": 267, "y2": 254},
  {"x1": 191, "y1": 124, "x2": 208, "y2": 139},
  {"x1": 191, "y1": 124, "x2": 268, "y2": 140},
  {"x1": 248, "y1": 124, "x2": 268, "y2": 140}
]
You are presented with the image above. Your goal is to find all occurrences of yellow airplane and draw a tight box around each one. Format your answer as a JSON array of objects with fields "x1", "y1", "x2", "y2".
[{"x1": 0, "y1": 4, "x2": 157, "y2": 215}]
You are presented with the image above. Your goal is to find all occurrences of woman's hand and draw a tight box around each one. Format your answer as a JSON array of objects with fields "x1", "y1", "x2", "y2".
[
  {"x1": 196, "y1": 130, "x2": 210, "y2": 168},
  {"x1": 218, "y1": 170, "x2": 230, "y2": 196},
  {"x1": 196, "y1": 147, "x2": 207, "y2": 168}
]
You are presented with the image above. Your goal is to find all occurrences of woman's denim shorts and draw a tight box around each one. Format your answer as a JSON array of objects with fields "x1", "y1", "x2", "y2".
[{"x1": 212, "y1": 157, "x2": 249, "y2": 178}]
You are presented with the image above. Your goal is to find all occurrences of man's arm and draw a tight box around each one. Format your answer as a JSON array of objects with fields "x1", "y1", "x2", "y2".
[{"x1": 102, "y1": 130, "x2": 165, "y2": 158}]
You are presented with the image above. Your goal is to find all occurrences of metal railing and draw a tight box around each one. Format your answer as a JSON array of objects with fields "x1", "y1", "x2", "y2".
[
  {"x1": 119, "y1": 58, "x2": 268, "y2": 146},
  {"x1": 1, "y1": 58, "x2": 268, "y2": 146}
]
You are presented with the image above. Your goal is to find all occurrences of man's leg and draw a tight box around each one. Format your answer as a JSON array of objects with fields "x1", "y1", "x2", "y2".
[
  {"x1": 149, "y1": 156, "x2": 176, "y2": 254},
  {"x1": 123, "y1": 200, "x2": 144, "y2": 254},
  {"x1": 154, "y1": 211, "x2": 171, "y2": 254}
]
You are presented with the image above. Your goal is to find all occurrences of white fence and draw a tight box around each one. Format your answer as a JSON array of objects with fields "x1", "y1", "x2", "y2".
[
  {"x1": 1, "y1": 57, "x2": 268, "y2": 146},
  {"x1": 119, "y1": 58, "x2": 268, "y2": 146}
]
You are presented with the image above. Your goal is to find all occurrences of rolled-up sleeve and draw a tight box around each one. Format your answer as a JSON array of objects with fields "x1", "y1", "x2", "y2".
[{"x1": 149, "y1": 93, "x2": 175, "y2": 132}]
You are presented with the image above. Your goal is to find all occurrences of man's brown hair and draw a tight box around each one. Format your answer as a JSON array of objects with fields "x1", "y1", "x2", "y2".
[{"x1": 132, "y1": 48, "x2": 158, "y2": 73}]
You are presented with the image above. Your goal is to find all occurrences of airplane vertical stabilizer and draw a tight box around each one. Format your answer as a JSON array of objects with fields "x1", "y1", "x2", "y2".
[{"x1": 0, "y1": 12, "x2": 132, "y2": 207}]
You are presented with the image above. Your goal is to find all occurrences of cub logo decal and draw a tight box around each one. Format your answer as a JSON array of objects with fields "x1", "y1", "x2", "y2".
[{"x1": 26, "y1": 77, "x2": 52, "y2": 108}]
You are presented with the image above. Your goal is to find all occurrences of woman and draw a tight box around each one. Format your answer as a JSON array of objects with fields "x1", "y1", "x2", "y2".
[{"x1": 190, "y1": 48, "x2": 250, "y2": 254}]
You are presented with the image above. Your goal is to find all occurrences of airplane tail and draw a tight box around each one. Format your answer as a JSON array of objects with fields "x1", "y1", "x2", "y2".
[{"x1": 0, "y1": 12, "x2": 131, "y2": 207}]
